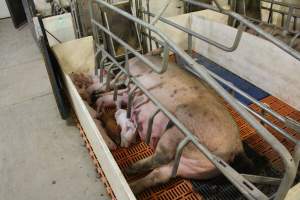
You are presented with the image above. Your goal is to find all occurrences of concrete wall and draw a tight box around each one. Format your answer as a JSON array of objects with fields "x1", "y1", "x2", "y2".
[{"x1": 0, "y1": 0, "x2": 10, "y2": 18}]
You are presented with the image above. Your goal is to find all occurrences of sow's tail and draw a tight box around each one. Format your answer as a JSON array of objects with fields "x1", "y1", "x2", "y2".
[{"x1": 232, "y1": 142, "x2": 269, "y2": 174}]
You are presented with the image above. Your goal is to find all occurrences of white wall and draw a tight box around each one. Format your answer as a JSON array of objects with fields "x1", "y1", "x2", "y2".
[{"x1": 0, "y1": 0, "x2": 10, "y2": 18}]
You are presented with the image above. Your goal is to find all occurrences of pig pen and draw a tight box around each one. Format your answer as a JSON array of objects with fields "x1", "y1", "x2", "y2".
[
  {"x1": 52, "y1": 1, "x2": 300, "y2": 200},
  {"x1": 53, "y1": 41, "x2": 300, "y2": 200}
]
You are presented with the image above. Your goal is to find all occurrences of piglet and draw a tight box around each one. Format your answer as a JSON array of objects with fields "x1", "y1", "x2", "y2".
[{"x1": 115, "y1": 109, "x2": 137, "y2": 148}]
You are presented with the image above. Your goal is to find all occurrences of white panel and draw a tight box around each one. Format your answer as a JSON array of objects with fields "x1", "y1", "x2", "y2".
[
  {"x1": 43, "y1": 13, "x2": 75, "y2": 47},
  {"x1": 0, "y1": 0, "x2": 10, "y2": 18},
  {"x1": 52, "y1": 37, "x2": 136, "y2": 200},
  {"x1": 63, "y1": 74, "x2": 136, "y2": 200}
]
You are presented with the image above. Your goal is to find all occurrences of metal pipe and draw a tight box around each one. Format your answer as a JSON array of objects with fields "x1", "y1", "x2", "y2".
[
  {"x1": 144, "y1": 11, "x2": 245, "y2": 52},
  {"x1": 99, "y1": 54, "x2": 107, "y2": 83},
  {"x1": 183, "y1": 0, "x2": 300, "y2": 61},
  {"x1": 171, "y1": 137, "x2": 191, "y2": 177},
  {"x1": 113, "y1": 72, "x2": 124, "y2": 101},
  {"x1": 145, "y1": 109, "x2": 160, "y2": 144},
  {"x1": 94, "y1": 48, "x2": 101, "y2": 76},
  {"x1": 127, "y1": 86, "x2": 138, "y2": 119},
  {"x1": 105, "y1": 64, "x2": 115, "y2": 92}
]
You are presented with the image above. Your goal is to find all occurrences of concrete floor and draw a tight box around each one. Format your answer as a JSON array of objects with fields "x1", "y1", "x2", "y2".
[{"x1": 0, "y1": 18, "x2": 110, "y2": 200}]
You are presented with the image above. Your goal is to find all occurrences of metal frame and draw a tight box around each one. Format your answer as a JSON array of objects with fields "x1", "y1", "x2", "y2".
[
  {"x1": 101, "y1": 1, "x2": 142, "y2": 59},
  {"x1": 70, "y1": 0, "x2": 84, "y2": 38},
  {"x1": 261, "y1": 0, "x2": 300, "y2": 33},
  {"x1": 88, "y1": 0, "x2": 300, "y2": 199}
]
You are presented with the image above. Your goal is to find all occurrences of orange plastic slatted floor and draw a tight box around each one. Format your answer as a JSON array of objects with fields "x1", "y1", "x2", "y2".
[{"x1": 107, "y1": 96, "x2": 300, "y2": 200}]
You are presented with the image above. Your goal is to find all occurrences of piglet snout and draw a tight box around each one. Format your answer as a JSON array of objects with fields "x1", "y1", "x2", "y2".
[{"x1": 115, "y1": 109, "x2": 137, "y2": 148}]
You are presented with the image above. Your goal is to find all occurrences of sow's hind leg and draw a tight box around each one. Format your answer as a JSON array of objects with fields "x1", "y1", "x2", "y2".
[
  {"x1": 127, "y1": 126, "x2": 184, "y2": 194},
  {"x1": 130, "y1": 162, "x2": 174, "y2": 194}
]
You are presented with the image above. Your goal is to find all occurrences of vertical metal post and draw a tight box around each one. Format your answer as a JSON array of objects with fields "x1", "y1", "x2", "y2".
[
  {"x1": 171, "y1": 137, "x2": 191, "y2": 177},
  {"x1": 127, "y1": 86, "x2": 138, "y2": 118},
  {"x1": 145, "y1": 109, "x2": 160, "y2": 144},
  {"x1": 188, "y1": 33, "x2": 192, "y2": 55},
  {"x1": 283, "y1": 6, "x2": 294, "y2": 35}
]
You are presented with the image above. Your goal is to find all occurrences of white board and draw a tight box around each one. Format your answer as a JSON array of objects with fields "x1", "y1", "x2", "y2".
[{"x1": 52, "y1": 38, "x2": 136, "y2": 200}]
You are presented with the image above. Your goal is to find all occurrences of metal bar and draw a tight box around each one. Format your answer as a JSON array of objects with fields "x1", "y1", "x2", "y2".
[
  {"x1": 127, "y1": 86, "x2": 138, "y2": 119},
  {"x1": 146, "y1": 0, "x2": 152, "y2": 51},
  {"x1": 105, "y1": 64, "x2": 115, "y2": 92},
  {"x1": 267, "y1": 0, "x2": 275, "y2": 23},
  {"x1": 113, "y1": 72, "x2": 124, "y2": 101},
  {"x1": 171, "y1": 137, "x2": 191, "y2": 178},
  {"x1": 238, "y1": 100, "x2": 298, "y2": 144},
  {"x1": 261, "y1": 0, "x2": 300, "y2": 9},
  {"x1": 290, "y1": 32, "x2": 300, "y2": 47},
  {"x1": 203, "y1": 68, "x2": 299, "y2": 133},
  {"x1": 150, "y1": 0, "x2": 171, "y2": 26},
  {"x1": 99, "y1": 55, "x2": 107, "y2": 83},
  {"x1": 145, "y1": 109, "x2": 160, "y2": 144},
  {"x1": 188, "y1": 33, "x2": 192, "y2": 55},
  {"x1": 283, "y1": 6, "x2": 294, "y2": 35},
  {"x1": 44, "y1": 28, "x2": 62, "y2": 43},
  {"x1": 183, "y1": 0, "x2": 300, "y2": 61},
  {"x1": 144, "y1": 11, "x2": 245, "y2": 52},
  {"x1": 124, "y1": 48, "x2": 129, "y2": 73},
  {"x1": 242, "y1": 174, "x2": 281, "y2": 185},
  {"x1": 94, "y1": 48, "x2": 101, "y2": 75}
]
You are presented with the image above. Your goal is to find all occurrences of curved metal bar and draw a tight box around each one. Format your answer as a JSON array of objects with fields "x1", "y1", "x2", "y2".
[
  {"x1": 171, "y1": 137, "x2": 191, "y2": 178},
  {"x1": 105, "y1": 63, "x2": 115, "y2": 92},
  {"x1": 94, "y1": 48, "x2": 101, "y2": 75},
  {"x1": 127, "y1": 86, "x2": 138, "y2": 119},
  {"x1": 145, "y1": 109, "x2": 160, "y2": 144},
  {"x1": 183, "y1": 0, "x2": 300, "y2": 61},
  {"x1": 99, "y1": 55, "x2": 107, "y2": 83},
  {"x1": 144, "y1": 11, "x2": 245, "y2": 52},
  {"x1": 124, "y1": 48, "x2": 129, "y2": 74},
  {"x1": 113, "y1": 72, "x2": 124, "y2": 101},
  {"x1": 290, "y1": 32, "x2": 300, "y2": 47},
  {"x1": 90, "y1": 1, "x2": 298, "y2": 199}
]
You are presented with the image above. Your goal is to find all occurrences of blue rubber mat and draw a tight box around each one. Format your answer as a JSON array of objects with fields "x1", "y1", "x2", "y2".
[{"x1": 177, "y1": 53, "x2": 269, "y2": 105}]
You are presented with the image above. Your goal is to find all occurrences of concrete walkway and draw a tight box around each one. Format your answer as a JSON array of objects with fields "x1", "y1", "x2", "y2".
[{"x1": 0, "y1": 18, "x2": 110, "y2": 200}]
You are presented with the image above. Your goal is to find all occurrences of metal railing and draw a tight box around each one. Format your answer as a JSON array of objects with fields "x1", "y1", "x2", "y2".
[
  {"x1": 88, "y1": 0, "x2": 300, "y2": 199},
  {"x1": 261, "y1": 0, "x2": 300, "y2": 33}
]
